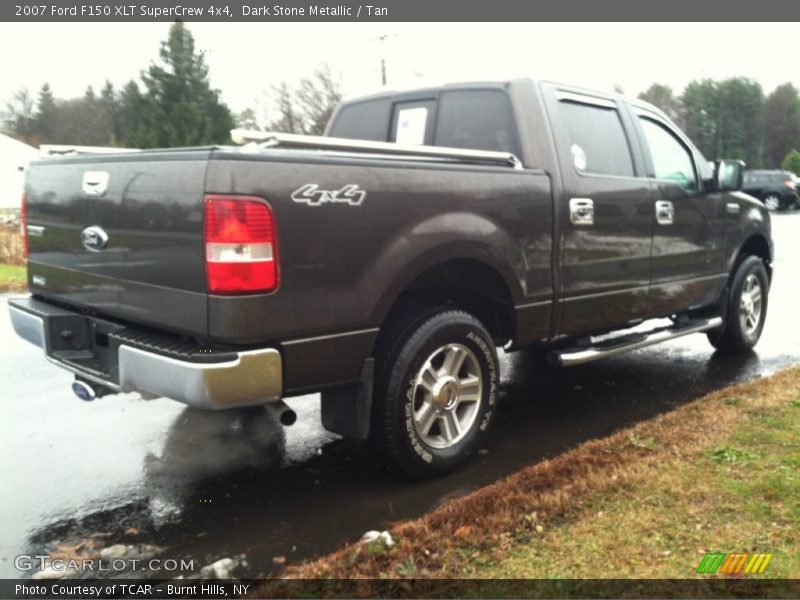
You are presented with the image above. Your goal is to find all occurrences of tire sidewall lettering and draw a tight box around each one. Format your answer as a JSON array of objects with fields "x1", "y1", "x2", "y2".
[{"x1": 401, "y1": 326, "x2": 497, "y2": 466}]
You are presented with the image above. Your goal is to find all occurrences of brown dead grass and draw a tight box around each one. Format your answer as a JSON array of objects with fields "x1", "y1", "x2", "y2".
[
  {"x1": 249, "y1": 365, "x2": 800, "y2": 593},
  {"x1": 0, "y1": 226, "x2": 24, "y2": 266}
]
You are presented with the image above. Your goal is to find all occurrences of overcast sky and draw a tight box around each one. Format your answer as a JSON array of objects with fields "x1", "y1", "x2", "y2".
[{"x1": 1, "y1": 22, "x2": 797, "y2": 117}]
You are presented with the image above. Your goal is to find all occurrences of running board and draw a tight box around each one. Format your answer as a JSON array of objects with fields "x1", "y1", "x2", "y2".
[{"x1": 548, "y1": 317, "x2": 723, "y2": 367}]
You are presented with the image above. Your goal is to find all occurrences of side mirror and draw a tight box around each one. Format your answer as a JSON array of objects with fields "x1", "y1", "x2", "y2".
[{"x1": 714, "y1": 159, "x2": 745, "y2": 192}]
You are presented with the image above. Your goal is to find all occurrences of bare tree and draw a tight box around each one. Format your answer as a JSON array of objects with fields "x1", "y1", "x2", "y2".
[
  {"x1": 268, "y1": 82, "x2": 303, "y2": 134},
  {"x1": 2, "y1": 88, "x2": 37, "y2": 141},
  {"x1": 235, "y1": 107, "x2": 260, "y2": 130},
  {"x1": 263, "y1": 64, "x2": 343, "y2": 135},
  {"x1": 295, "y1": 64, "x2": 343, "y2": 135}
]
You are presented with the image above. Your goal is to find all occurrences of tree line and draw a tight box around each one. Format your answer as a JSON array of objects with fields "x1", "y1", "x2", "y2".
[
  {"x1": 2, "y1": 21, "x2": 798, "y2": 174},
  {"x1": 1, "y1": 22, "x2": 342, "y2": 149},
  {"x1": 639, "y1": 80, "x2": 800, "y2": 172}
]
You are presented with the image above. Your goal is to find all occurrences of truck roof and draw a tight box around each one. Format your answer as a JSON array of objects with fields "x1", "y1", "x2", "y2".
[{"x1": 337, "y1": 77, "x2": 668, "y2": 123}]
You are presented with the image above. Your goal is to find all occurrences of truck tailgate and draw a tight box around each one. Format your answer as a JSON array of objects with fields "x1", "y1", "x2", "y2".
[{"x1": 25, "y1": 151, "x2": 210, "y2": 336}]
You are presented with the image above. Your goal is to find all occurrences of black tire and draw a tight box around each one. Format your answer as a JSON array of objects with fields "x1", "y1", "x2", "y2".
[
  {"x1": 372, "y1": 306, "x2": 499, "y2": 478},
  {"x1": 707, "y1": 256, "x2": 769, "y2": 353}
]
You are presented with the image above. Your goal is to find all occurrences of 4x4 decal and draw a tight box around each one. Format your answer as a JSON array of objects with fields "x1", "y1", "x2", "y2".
[{"x1": 291, "y1": 183, "x2": 366, "y2": 206}]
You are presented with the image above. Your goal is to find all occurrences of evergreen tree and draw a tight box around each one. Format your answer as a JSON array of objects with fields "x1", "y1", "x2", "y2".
[
  {"x1": 715, "y1": 78, "x2": 763, "y2": 167},
  {"x1": 35, "y1": 83, "x2": 57, "y2": 141},
  {"x1": 763, "y1": 84, "x2": 800, "y2": 168},
  {"x1": 99, "y1": 80, "x2": 120, "y2": 144},
  {"x1": 681, "y1": 78, "x2": 764, "y2": 165},
  {"x1": 638, "y1": 83, "x2": 684, "y2": 128},
  {"x1": 118, "y1": 80, "x2": 144, "y2": 146},
  {"x1": 133, "y1": 22, "x2": 234, "y2": 148},
  {"x1": 782, "y1": 150, "x2": 800, "y2": 176},
  {"x1": 681, "y1": 80, "x2": 719, "y2": 159}
]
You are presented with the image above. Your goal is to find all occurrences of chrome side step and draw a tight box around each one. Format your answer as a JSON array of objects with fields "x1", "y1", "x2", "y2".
[{"x1": 549, "y1": 317, "x2": 723, "y2": 367}]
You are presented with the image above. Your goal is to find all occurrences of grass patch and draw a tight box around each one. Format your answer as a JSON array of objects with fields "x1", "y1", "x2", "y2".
[
  {"x1": 707, "y1": 445, "x2": 759, "y2": 464},
  {"x1": 251, "y1": 366, "x2": 800, "y2": 592},
  {"x1": 0, "y1": 262, "x2": 27, "y2": 292}
]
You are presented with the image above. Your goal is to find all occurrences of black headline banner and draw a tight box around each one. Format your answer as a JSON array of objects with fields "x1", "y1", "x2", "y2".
[{"x1": 4, "y1": 0, "x2": 800, "y2": 22}]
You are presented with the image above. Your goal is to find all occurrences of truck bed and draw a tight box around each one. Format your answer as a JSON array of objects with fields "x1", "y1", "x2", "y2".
[{"x1": 25, "y1": 146, "x2": 554, "y2": 390}]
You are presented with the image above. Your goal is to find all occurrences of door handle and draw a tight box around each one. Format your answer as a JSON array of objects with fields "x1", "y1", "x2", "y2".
[
  {"x1": 569, "y1": 198, "x2": 594, "y2": 226},
  {"x1": 655, "y1": 200, "x2": 674, "y2": 225},
  {"x1": 726, "y1": 202, "x2": 741, "y2": 215}
]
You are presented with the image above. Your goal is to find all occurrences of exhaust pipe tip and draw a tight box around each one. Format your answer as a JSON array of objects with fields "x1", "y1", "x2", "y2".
[
  {"x1": 280, "y1": 409, "x2": 297, "y2": 427},
  {"x1": 71, "y1": 378, "x2": 116, "y2": 401},
  {"x1": 71, "y1": 380, "x2": 96, "y2": 402},
  {"x1": 265, "y1": 400, "x2": 297, "y2": 427}
]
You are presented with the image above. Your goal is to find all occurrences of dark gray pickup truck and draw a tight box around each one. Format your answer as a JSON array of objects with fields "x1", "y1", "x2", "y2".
[{"x1": 10, "y1": 79, "x2": 773, "y2": 477}]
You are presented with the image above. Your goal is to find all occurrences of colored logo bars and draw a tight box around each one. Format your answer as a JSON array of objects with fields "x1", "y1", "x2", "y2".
[{"x1": 696, "y1": 552, "x2": 772, "y2": 574}]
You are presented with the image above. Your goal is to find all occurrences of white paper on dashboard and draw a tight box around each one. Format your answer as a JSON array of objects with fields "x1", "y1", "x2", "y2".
[{"x1": 395, "y1": 107, "x2": 428, "y2": 145}]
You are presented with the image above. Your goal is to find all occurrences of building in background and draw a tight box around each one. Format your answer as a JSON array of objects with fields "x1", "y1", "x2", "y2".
[{"x1": 0, "y1": 133, "x2": 38, "y2": 212}]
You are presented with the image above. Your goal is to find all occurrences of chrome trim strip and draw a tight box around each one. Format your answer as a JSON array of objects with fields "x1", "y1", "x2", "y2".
[
  {"x1": 26, "y1": 225, "x2": 45, "y2": 237},
  {"x1": 230, "y1": 130, "x2": 523, "y2": 168},
  {"x1": 553, "y1": 317, "x2": 722, "y2": 367},
  {"x1": 514, "y1": 299, "x2": 552, "y2": 310},
  {"x1": 40, "y1": 144, "x2": 141, "y2": 156},
  {"x1": 555, "y1": 91, "x2": 617, "y2": 109}
]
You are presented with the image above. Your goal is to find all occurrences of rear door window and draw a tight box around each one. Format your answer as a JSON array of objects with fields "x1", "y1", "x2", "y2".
[{"x1": 557, "y1": 100, "x2": 635, "y2": 177}]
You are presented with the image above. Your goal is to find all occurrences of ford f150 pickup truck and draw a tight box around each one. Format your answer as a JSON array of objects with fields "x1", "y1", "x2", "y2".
[{"x1": 10, "y1": 79, "x2": 773, "y2": 477}]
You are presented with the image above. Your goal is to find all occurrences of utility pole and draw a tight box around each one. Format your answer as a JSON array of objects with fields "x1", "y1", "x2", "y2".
[{"x1": 376, "y1": 34, "x2": 396, "y2": 87}]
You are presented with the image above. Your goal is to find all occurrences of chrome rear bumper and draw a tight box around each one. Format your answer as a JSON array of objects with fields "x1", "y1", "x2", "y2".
[{"x1": 9, "y1": 298, "x2": 282, "y2": 410}]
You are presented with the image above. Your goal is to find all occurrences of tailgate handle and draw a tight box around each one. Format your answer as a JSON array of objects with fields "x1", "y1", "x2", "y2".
[{"x1": 82, "y1": 171, "x2": 110, "y2": 197}]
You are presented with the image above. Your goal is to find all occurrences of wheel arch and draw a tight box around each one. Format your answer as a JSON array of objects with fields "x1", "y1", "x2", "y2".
[
  {"x1": 732, "y1": 233, "x2": 772, "y2": 282},
  {"x1": 374, "y1": 255, "x2": 519, "y2": 349}
]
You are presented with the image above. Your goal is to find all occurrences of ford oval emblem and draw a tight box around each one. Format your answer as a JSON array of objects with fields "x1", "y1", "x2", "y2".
[{"x1": 80, "y1": 226, "x2": 109, "y2": 252}]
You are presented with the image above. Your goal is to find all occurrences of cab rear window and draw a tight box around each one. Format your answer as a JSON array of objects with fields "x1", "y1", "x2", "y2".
[
  {"x1": 328, "y1": 98, "x2": 392, "y2": 141},
  {"x1": 433, "y1": 90, "x2": 521, "y2": 156},
  {"x1": 328, "y1": 88, "x2": 522, "y2": 157}
]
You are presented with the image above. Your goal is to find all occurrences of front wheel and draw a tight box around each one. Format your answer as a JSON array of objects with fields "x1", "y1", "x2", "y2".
[
  {"x1": 372, "y1": 307, "x2": 499, "y2": 478},
  {"x1": 707, "y1": 256, "x2": 769, "y2": 353}
]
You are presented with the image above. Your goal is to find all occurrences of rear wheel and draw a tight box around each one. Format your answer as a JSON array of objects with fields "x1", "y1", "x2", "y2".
[
  {"x1": 763, "y1": 194, "x2": 781, "y2": 211},
  {"x1": 372, "y1": 306, "x2": 499, "y2": 478},
  {"x1": 707, "y1": 256, "x2": 769, "y2": 353}
]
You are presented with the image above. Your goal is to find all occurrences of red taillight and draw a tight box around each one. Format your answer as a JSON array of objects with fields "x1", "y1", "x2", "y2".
[
  {"x1": 20, "y1": 191, "x2": 28, "y2": 258},
  {"x1": 204, "y1": 195, "x2": 279, "y2": 294}
]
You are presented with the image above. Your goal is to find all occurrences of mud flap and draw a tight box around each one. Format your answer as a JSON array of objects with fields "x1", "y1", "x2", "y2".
[{"x1": 320, "y1": 358, "x2": 374, "y2": 440}]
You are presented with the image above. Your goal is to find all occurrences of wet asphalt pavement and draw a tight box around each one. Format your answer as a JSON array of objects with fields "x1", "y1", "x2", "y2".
[{"x1": 2, "y1": 212, "x2": 799, "y2": 579}]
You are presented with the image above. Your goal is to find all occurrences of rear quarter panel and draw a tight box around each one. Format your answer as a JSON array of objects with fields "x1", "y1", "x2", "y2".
[{"x1": 205, "y1": 151, "x2": 553, "y2": 387}]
